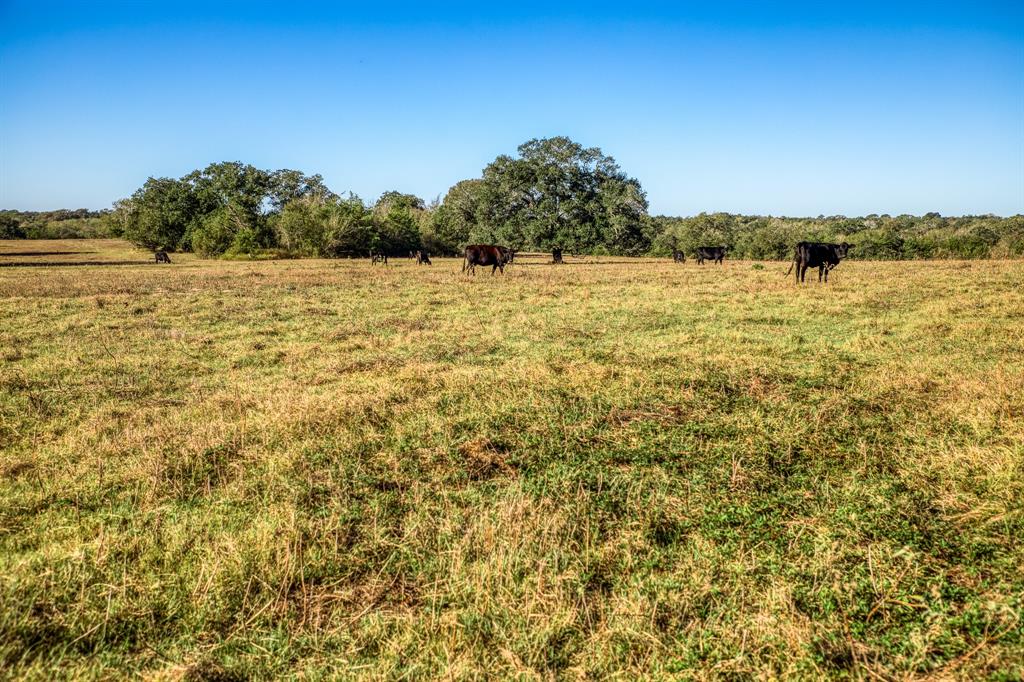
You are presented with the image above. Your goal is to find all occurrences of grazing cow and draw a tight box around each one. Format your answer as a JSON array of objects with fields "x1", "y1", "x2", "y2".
[
  {"x1": 695, "y1": 246, "x2": 726, "y2": 265},
  {"x1": 154, "y1": 251, "x2": 172, "y2": 264},
  {"x1": 786, "y1": 241, "x2": 853, "y2": 283},
  {"x1": 672, "y1": 250, "x2": 685, "y2": 263},
  {"x1": 371, "y1": 251, "x2": 388, "y2": 265},
  {"x1": 415, "y1": 250, "x2": 432, "y2": 265},
  {"x1": 462, "y1": 244, "x2": 511, "y2": 275}
]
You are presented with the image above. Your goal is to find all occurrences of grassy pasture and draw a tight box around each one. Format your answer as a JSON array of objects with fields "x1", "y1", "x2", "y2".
[{"x1": 1, "y1": 239, "x2": 1022, "y2": 679}]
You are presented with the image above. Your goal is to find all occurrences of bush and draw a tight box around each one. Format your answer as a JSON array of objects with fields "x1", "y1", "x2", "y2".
[
  {"x1": 848, "y1": 229, "x2": 905, "y2": 260},
  {"x1": 0, "y1": 214, "x2": 26, "y2": 239},
  {"x1": 275, "y1": 198, "x2": 329, "y2": 256},
  {"x1": 188, "y1": 205, "x2": 240, "y2": 256}
]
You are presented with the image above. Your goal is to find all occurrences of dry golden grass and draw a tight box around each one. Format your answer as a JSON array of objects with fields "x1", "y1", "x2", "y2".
[{"x1": 1, "y1": 240, "x2": 1022, "y2": 679}]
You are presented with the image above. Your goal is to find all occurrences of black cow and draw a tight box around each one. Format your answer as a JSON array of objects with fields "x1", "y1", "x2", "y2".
[
  {"x1": 415, "y1": 250, "x2": 432, "y2": 265},
  {"x1": 371, "y1": 251, "x2": 388, "y2": 265},
  {"x1": 463, "y1": 244, "x2": 511, "y2": 275},
  {"x1": 154, "y1": 251, "x2": 172, "y2": 264},
  {"x1": 786, "y1": 241, "x2": 852, "y2": 283},
  {"x1": 672, "y1": 250, "x2": 685, "y2": 263},
  {"x1": 695, "y1": 246, "x2": 726, "y2": 265}
]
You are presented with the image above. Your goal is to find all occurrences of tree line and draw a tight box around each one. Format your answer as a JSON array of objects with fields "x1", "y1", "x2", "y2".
[
  {"x1": 3, "y1": 136, "x2": 1022, "y2": 259},
  {"x1": 651, "y1": 212, "x2": 1024, "y2": 260},
  {"x1": 0, "y1": 209, "x2": 112, "y2": 240}
]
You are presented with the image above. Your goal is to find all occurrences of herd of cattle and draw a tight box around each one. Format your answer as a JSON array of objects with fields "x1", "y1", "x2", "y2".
[
  {"x1": 153, "y1": 241, "x2": 855, "y2": 284},
  {"x1": 455, "y1": 242, "x2": 853, "y2": 283}
]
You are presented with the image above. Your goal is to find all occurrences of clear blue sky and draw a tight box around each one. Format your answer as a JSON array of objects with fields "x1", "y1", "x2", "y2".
[{"x1": 2, "y1": 1, "x2": 1022, "y2": 216}]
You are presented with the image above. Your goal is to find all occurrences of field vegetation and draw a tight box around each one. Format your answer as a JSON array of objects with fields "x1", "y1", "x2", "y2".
[
  {"x1": 1, "y1": 240, "x2": 1021, "y2": 678},
  {"x1": 0, "y1": 210, "x2": 115, "y2": 241},
  {"x1": 5, "y1": 136, "x2": 1022, "y2": 261}
]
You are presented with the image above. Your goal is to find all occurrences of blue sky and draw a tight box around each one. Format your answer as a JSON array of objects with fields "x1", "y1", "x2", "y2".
[{"x1": 1, "y1": 1, "x2": 1022, "y2": 216}]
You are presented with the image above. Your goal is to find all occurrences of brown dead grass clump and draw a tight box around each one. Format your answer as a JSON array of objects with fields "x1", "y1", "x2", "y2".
[{"x1": 459, "y1": 437, "x2": 517, "y2": 479}]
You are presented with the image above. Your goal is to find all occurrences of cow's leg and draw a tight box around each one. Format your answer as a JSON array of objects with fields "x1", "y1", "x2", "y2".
[
  {"x1": 818, "y1": 265, "x2": 824, "y2": 282},
  {"x1": 799, "y1": 264, "x2": 807, "y2": 282}
]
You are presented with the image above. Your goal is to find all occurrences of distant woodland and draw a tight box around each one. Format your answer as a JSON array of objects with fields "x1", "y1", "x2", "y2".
[{"x1": 4, "y1": 137, "x2": 1022, "y2": 259}]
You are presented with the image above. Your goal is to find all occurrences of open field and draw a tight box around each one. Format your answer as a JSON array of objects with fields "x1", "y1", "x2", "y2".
[
  {"x1": 0, "y1": 239, "x2": 168, "y2": 267},
  {"x1": 1, "y1": 239, "x2": 1022, "y2": 679}
]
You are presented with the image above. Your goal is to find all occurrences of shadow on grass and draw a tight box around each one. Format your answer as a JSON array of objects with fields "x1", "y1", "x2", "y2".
[
  {"x1": 0, "y1": 260, "x2": 155, "y2": 267},
  {"x1": 512, "y1": 260, "x2": 659, "y2": 266},
  {"x1": 0, "y1": 251, "x2": 99, "y2": 257}
]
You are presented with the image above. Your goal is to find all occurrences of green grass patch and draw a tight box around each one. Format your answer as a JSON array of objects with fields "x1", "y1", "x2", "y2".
[{"x1": 1, "y1": 241, "x2": 1022, "y2": 678}]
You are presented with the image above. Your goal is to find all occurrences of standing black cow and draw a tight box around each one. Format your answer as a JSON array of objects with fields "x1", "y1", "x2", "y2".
[
  {"x1": 371, "y1": 251, "x2": 388, "y2": 265},
  {"x1": 551, "y1": 248, "x2": 563, "y2": 264},
  {"x1": 786, "y1": 242, "x2": 852, "y2": 283},
  {"x1": 695, "y1": 246, "x2": 727, "y2": 265},
  {"x1": 415, "y1": 250, "x2": 432, "y2": 265},
  {"x1": 154, "y1": 251, "x2": 172, "y2": 264},
  {"x1": 463, "y1": 244, "x2": 511, "y2": 275},
  {"x1": 672, "y1": 250, "x2": 685, "y2": 263}
]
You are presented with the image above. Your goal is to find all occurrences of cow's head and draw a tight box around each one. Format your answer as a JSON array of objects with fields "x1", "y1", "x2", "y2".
[{"x1": 836, "y1": 242, "x2": 852, "y2": 258}]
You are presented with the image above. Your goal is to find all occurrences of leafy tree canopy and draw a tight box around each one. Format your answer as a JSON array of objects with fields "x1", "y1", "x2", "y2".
[
  {"x1": 102, "y1": 149, "x2": 1023, "y2": 260},
  {"x1": 471, "y1": 136, "x2": 650, "y2": 253}
]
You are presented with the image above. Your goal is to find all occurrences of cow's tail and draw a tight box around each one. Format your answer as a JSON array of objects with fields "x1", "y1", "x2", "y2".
[
  {"x1": 461, "y1": 255, "x2": 468, "y2": 273},
  {"x1": 784, "y1": 249, "x2": 798, "y2": 277}
]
